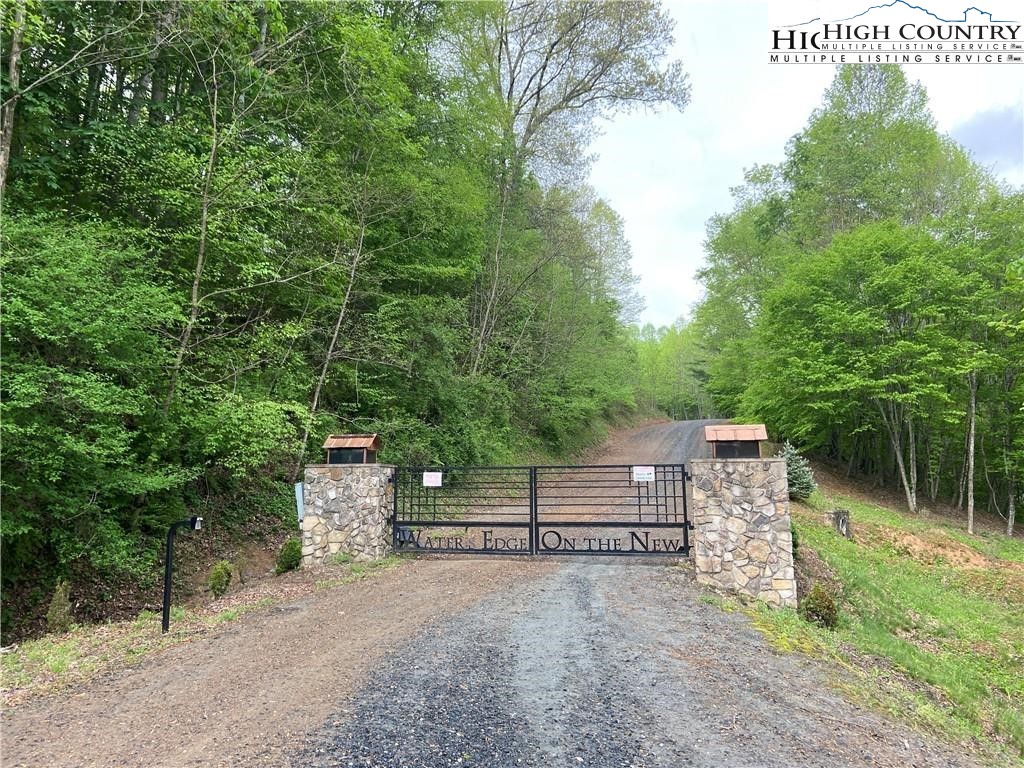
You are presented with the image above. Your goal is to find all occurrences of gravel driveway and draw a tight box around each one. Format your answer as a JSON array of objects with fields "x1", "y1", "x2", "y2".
[
  {"x1": 296, "y1": 560, "x2": 978, "y2": 768},
  {"x1": 1, "y1": 421, "x2": 985, "y2": 767}
]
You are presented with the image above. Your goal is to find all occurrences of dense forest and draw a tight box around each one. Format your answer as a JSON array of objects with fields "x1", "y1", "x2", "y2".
[
  {"x1": 0, "y1": 0, "x2": 689, "y2": 634},
  {"x1": 2, "y1": 1, "x2": 1020, "y2": 640},
  {"x1": 665, "y1": 66, "x2": 1021, "y2": 538}
]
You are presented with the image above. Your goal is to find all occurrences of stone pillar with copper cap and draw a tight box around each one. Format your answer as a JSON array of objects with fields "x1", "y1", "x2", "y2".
[
  {"x1": 691, "y1": 425, "x2": 797, "y2": 608},
  {"x1": 301, "y1": 434, "x2": 394, "y2": 566}
]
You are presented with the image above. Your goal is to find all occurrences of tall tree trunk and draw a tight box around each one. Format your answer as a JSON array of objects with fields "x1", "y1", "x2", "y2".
[
  {"x1": 908, "y1": 415, "x2": 918, "y2": 511},
  {"x1": 291, "y1": 230, "x2": 367, "y2": 483},
  {"x1": 113, "y1": 65, "x2": 127, "y2": 115},
  {"x1": 128, "y1": 2, "x2": 177, "y2": 126},
  {"x1": 150, "y1": 56, "x2": 168, "y2": 125},
  {"x1": 0, "y1": 0, "x2": 26, "y2": 198},
  {"x1": 162, "y1": 82, "x2": 219, "y2": 414},
  {"x1": 956, "y1": 421, "x2": 969, "y2": 508},
  {"x1": 876, "y1": 399, "x2": 917, "y2": 513},
  {"x1": 1008, "y1": 476, "x2": 1017, "y2": 537},
  {"x1": 966, "y1": 370, "x2": 977, "y2": 534},
  {"x1": 126, "y1": 73, "x2": 152, "y2": 126},
  {"x1": 84, "y1": 61, "x2": 105, "y2": 124},
  {"x1": 470, "y1": 173, "x2": 512, "y2": 376}
]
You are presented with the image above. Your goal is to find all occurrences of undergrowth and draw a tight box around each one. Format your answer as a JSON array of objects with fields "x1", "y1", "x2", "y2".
[{"x1": 746, "y1": 488, "x2": 1024, "y2": 764}]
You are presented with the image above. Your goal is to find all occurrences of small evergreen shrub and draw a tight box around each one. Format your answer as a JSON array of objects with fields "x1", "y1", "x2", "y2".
[
  {"x1": 46, "y1": 579, "x2": 74, "y2": 634},
  {"x1": 778, "y1": 441, "x2": 817, "y2": 500},
  {"x1": 276, "y1": 538, "x2": 302, "y2": 574},
  {"x1": 790, "y1": 526, "x2": 800, "y2": 559},
  {"x1": 800, "y1": 584, "x2": 838, "y2": 629},
  {"x1": 208, "y1": 560, "x2": 233, "y2": 597}
]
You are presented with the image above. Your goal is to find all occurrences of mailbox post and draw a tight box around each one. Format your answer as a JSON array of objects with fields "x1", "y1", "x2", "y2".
[
  {"x1": 322, "y1": 434, "x2": 381, "y2": 464},
  {"x1": 162, "y1": 516, "x2": 203, "y2": 633}
]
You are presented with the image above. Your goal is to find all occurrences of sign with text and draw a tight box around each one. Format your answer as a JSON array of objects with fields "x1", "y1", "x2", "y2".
[
  {"x1": 393, "y1": 462, "x2": 691, "y2": 558},
  {"x1": 632, "y1": 465, "x2": 656, "y2": 483},
  {"x1": 768, "y1": 0, "x2": 1022, "y2": 65},
  {"x1": 393, "y1": 526, "x2": 688, "y2": 555}
]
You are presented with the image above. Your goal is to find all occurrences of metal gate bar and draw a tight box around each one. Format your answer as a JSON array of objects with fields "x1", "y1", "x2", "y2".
[{"x1": 392, "y1": 464, "x2": 691, "y2": 556}]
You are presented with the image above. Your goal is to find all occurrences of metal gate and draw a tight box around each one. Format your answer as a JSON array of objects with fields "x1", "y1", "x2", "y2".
[{"x1": 392, "y1": 464, "x2": 691, "y2": 557}]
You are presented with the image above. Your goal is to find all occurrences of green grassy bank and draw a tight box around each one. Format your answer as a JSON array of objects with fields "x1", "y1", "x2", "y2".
[{"x1": 748, "y1": 488, "x2": 1023, "y2": 764}]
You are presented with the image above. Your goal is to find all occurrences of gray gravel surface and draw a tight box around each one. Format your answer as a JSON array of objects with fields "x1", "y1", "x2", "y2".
[{"x1": 296, "y1": 561, "x2": 980, "y2": 768}]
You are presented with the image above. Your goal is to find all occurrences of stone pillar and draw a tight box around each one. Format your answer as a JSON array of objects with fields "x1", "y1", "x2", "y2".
[
  {"x1": 690, "y1": 458, "x2": 797, "y2": 608},
  {"x1": 301, "y1": 464, "x2": 394, "y2": 566}
]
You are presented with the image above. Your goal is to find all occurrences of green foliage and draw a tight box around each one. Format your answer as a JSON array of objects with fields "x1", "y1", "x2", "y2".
[
  {"x1": 778, "y1": 442, "x2": 817, "y2": 501},
  {"x1": 1, "y1": 0, "x2": 687, "y2": 639},
  {"x1": 45, "y1": 580, "x2": 73, "y2": 634},
  {"x1": 786, "y1": 493, "x2": 1024, "y2": 758},
  {"x1": 633, "y1": 321, "x2": 711, "y2": 419},
  {"x1": 690, "y1": 64, "x2": 1022, "y2": 526},
  {"x1": 207, "y1": 561, "x2": 233, "y2": 598},
  {"x1": 275, "y1": 539, "x2": 302, "y2": 575},
  {"x1": 799, "y1": 584, "x2": 838, "y2": 629}
]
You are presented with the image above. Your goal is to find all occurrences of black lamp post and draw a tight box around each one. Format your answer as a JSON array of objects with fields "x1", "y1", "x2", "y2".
[{"x1": 162, "y1": 516, "x2": 203, "y2": 633}]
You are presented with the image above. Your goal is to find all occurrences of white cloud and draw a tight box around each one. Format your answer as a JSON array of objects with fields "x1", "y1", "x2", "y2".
[{"x1": 590, "y1": 0, "x2": 1024, "y2": 327}]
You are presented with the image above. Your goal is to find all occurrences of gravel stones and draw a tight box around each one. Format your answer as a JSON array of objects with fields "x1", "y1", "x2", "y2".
[
  {"x1": 296, "y1": 565, "x2": 677, "y2": 768},
  {"x1": 294, "y1": 561, "x2": 981, "y2": 768}
]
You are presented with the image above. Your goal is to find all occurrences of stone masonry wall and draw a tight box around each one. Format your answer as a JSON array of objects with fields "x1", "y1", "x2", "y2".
[
  {"x1": 690, "y1": 458, "x2": 797, "y2": 608},
  {"x1": 301, "y1": 465, "x2": 394, "y2": 566}
]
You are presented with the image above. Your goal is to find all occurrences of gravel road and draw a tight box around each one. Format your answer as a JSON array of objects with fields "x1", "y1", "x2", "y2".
[
  {"x1": 1, "y1": 421, "x2": 985, "y2": 768},
  {"x1": 295, "y1": 561, "x2": 979, "y2": 768},
  {"x1": 1, "y1": 558, "x2": 551, "y2": 768}
]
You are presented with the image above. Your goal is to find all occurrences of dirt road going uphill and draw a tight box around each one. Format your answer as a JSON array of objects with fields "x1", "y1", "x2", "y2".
[{"x1": 1, "y1": 421, "x2": 981, "y2": 768}]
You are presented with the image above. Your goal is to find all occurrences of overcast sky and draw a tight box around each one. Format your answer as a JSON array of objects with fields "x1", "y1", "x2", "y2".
[{"x1": 589, "y1": 0, "x2": 1024, "y2": 328}]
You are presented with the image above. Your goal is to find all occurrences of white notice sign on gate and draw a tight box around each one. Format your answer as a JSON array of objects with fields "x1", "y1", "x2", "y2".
[
  {"x1": 632, "y1": 465, "x2": 655, "y2": 483},
  {"x1": 422, "y1": 471, "x2": 443, "y2": 487}
]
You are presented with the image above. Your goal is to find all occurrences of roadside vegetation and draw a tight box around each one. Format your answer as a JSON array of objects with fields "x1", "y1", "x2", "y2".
[
  {"x1": 642, "y1": 65, "x2": 1022, "y2": 540},
  {"x1": 3, "y1": 4, "x2": 1018, "y2": 693},
  {"x1": 743, "y1": 479, "x2": 1024, "y2": 764},
  {"x1": 1, "y1": 0, "x2": 688, "y2": 640}
]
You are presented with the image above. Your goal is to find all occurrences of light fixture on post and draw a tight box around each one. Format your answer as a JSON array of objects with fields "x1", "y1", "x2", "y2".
[{"x1": 162, "y1": 516, "x2": 203, "y2": 633}]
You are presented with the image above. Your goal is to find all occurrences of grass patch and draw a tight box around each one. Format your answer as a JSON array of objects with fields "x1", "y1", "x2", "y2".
[
  {"x1": 759, "y1": 490, "x2": 1024, "y2": 763},
  {"x1": 315, "y1": 554, "x2": 405, "y2": 591},
  {"x1": 0, "y1": 599, "x2": 277, "y2": 703},
  {"x1": 2, "y1": 615, "x2": 192, "y2": 703},
  {"x1": 747, "y1": 602, "x2": 837, "y2": 658}
]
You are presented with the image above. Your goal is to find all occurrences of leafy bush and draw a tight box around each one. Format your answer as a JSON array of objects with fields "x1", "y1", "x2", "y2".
[
  {"x1": 800, "y1": 584, "x2": 838, "y2": 629},
  {"x1": 276, "y1": 538, "x2": 303, "y2": 575},
  {"x1": 777, "y1": 441, "x2": 817, "y2": 500},
  {"x1": 790, "y1": 525, "x2": 800, "y2": 559},
  {"x1": 45, "y1": 579, "x2": 74, "y2": 634},
  {"x1": 207, "y1": 560, "x2": 233, "y2": 598}
]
